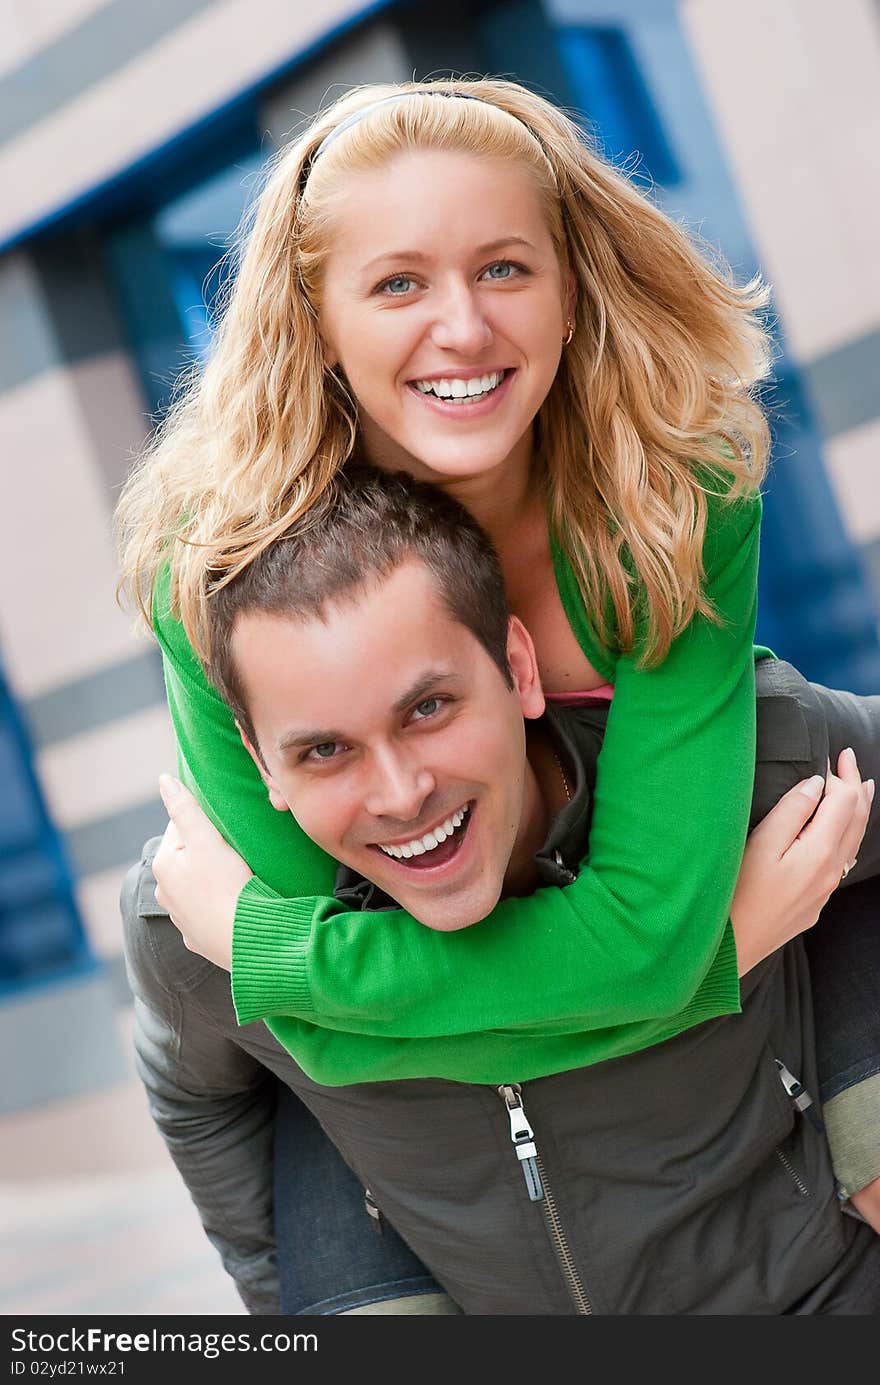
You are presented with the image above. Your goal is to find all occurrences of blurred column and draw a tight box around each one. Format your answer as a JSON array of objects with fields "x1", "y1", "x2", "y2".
[
  {"x1": 682, "y1": 0, "x2": 880, "y2": 689},
  {"x1": 758, "y1": 362, "x2": 880, "y2": 693},
  {"x1": 0, "y1": 234, "x2": 173, "y2": 1002}
]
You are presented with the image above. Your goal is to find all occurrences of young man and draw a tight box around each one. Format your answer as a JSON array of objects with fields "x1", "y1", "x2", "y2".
[{"x1": 128, "y1": 468, "x2": 880, "y2": 1314}]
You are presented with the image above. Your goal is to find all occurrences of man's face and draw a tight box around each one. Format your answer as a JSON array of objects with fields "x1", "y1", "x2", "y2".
[{"x1": 233, "y1": 560, "x2": 545, "y2": 931}]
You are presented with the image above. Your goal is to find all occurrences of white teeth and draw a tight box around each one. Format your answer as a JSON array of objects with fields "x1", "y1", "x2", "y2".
[
  {"x1": 378, "y1": 804, "x2": 470, "y2": 860},
  {"x1": 413, "y1": 371, "x2": 503, "y2": 401}
]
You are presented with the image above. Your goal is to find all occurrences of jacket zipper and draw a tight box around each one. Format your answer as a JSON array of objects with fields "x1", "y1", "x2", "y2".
[
  {"x1": 363, "y1": 1187, "x2": 383, "y2": 1233},
  {"x1": 773, "y1": 1058, "x2": 818, "y2": 1197},
  {"x1": 498, "y1": 1083, "x2": 593, "y2": 1315},
  {"x1": 775, "y1": 1058, "x2": 824, "y2": 1132},
  {"x1": 775, "y1": 1146, "x2": 810, "y2": 1197}
]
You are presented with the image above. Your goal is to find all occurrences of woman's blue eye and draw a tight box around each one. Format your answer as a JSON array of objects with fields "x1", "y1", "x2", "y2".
[
  {"x1": 413, "y1": 697, "x2": 441, "y2": 719},
  {"x1": 484, "y1": 261, "x2": 515, "y2": 280},
  {"x1": 382, "y1": 275, "x2": 415, "y2": 295}
]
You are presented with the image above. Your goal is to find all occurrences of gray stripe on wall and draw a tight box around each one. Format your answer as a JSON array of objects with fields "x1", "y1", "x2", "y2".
[
  {"x1": 0, "y1": 969, "x2": 127, "y2": 1114},
  {"x1": 23, "y1": 649, "x2": 166, "y2": 748},
  {"x1": 0, "y1": 251, "x2": 61, "y2": 392},
  {"x1": 0, "y1": 0, "x2": 217, "y2": 147},
  {"x1": 31, "y1": 231, "x2": 131, "y2": 369},
  {"x1": 66, "y1": 798, "x2": 168, "y2": 879},
  {"x1": 803, "y1": 327, "x2": 880, "y2": 440}
]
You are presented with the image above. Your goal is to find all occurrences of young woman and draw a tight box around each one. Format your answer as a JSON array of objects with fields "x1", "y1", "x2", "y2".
[{"x1": 117, "y1": 79, "x2": 878, "y2": 1305}]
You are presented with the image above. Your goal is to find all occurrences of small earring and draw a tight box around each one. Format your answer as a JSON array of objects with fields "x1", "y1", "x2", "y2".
[{"x1": 562, "y1": 320, "x2": 575, "y2": 346}]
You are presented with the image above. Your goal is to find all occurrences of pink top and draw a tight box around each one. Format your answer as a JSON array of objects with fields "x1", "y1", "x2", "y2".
[{"x1": 544, "y1": 684, "x2": 614, "y2": 707}]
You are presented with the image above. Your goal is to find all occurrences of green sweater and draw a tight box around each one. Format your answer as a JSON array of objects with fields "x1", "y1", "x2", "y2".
[{"x1": 154, "y1": 485, "x2": 768, "y2": 1086}]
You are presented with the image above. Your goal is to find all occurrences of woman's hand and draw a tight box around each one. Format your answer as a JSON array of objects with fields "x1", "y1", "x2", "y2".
[
  {"x1": 732, "y1": 748, "x2": 874, "y2": 976},
  {"x1": 152, "y1": 774, "x2": 253, "y2": 971}
]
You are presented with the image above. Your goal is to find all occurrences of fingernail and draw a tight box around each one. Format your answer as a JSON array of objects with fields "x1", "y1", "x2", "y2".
[
  {"x1": 159, "y1": 773, "x2": 181, "y2": 800},
  {"x1": 799, "y1": 775, "x2": 825, "y2": 801},
  {"x1": 868, "y1": 779, "x2": 876, "y2": 804},
  {"x1": 843, "y1": 746, "x2": 857, "y2": 769}
]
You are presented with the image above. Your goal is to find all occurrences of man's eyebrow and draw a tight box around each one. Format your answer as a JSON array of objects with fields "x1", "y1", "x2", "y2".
[
  {"x1": 275, "y1": 671, "x2": 460, "y2": 755},
  {"x1": 363, "y1": 236, "x2": 537, "y2": 272},
  {"x1": 277, "y1": 727, "x2": 343, "y2": 754},
  {"x1": 391, "y1": 669, "x2": 460, "y2": 715}
]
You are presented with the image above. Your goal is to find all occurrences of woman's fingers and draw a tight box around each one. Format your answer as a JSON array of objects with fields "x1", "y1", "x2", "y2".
[
  {"x1": 732, "y1": 750, "x2": 874, "y2": 977},
  {"x1": 826, "y1": 749, "x2": 872, "y2": 875},
  {"x1": 794, "y1": 749, "x2": 871, "y2": 887},
  {"x1": 747, "y1": 773, "x2": 825, "y2": 860},
  {"x1": 836, "y1": 767, "x2": 874, "y2": 881}
]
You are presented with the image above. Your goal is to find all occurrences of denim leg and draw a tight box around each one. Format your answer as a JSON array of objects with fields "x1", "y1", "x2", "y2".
[
  {"x1": 273, "y1": 1082, "x2": 452, "y2": 1315},
  {"x1": 804, "y1": 879, "x2": 880, "y2": 1102},
  {"x1": 803, "y1": 879, "x2": 880, "y2": 1197},
  {"x1": 751, "y1": 663, "x2": 880, "y2": 1195}
]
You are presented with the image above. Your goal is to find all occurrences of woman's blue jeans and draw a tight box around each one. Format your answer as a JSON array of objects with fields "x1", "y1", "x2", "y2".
[{"x1": 272, "y1": 1082, "x2": 449, "y2": 1313}]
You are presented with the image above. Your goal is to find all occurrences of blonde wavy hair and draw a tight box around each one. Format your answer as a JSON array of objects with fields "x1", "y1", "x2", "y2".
[{"x1": 117, "y1": 76, "x2": 772, "y2": 664}]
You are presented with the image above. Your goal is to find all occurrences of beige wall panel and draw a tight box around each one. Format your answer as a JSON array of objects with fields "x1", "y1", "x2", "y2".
[
  {"x1": 681, "y1": 0, "x2": 880, "y2": 361},
  {"x1": 823, "y1": 417, "x2": 880, "y2": 546},
  {"x1": 0, "y1": 0, "x2": 112, "y2": 79},
  {"x1": 0, "y1": 366, "x2": 145, "y2": 698},
  {"x1": 262, "y1": 19, "x2": 410, "y2": 143},
  {"x1": 37, "y1": 705, "x2": 176, "y2": 831},
  {"x1": 68, "y1": 353, "x2": 151, "y2": 493},
  {"x1": 0, "y1": 0, "x2": 365, "y2": 242},
  {"x1": 74, "y1": 864, "x2": 132, "y2": 957}
]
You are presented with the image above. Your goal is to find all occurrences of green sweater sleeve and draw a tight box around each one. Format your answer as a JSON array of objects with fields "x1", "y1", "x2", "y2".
[{"x1": 155, "y1": 484, "x2": 760, "y2": 1048}]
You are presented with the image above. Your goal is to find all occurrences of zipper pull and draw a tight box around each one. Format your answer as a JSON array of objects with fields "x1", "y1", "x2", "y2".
[
  {"x1": 775, "y1": 1058, "x2": 824, "y2": 1133},
  {"x1": 363, "y1": 1188, "x2": 383, "y2": 1234},
  {"x1": 498, "y1": 1084, "x2": 544, "y2": 1202}
]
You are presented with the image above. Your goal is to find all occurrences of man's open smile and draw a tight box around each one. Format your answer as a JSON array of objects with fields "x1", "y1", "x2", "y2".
[{"x1": 371, "y1": 802, "x2": 474, "y2": 873}]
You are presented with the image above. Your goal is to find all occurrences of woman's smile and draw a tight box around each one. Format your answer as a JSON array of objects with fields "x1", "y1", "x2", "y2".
[{"x1": 405, "y1": 366, "x2": 516, "y2": 418}]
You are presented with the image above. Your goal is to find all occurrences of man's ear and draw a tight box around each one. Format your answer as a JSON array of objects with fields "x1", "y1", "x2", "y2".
[
  {"x1": 237, "y1": 722, "x2": 290, "y2": 813},
  {"x1": 506, "y1": 616, "x2": 545, "y2": 721}
]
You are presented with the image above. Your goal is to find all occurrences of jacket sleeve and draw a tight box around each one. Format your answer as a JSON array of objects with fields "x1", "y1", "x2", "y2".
[
  {"x1": 155, "y1": 488, "x2": 759, "y2": 1046},
  {"x1": 120, "y1": 858, "x2": 280, "y2": 1314}
]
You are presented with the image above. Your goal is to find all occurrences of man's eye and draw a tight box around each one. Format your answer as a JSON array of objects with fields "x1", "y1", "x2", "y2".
[
  {"x1": 378, "y1": 274, "x2": 416, "y2": 296},
  {"x1": 412, "y1": 697, "x2": 441, "y2": 720},
  {"x1": 307, "y1": 742, "x2": 339, "y2": 761}
]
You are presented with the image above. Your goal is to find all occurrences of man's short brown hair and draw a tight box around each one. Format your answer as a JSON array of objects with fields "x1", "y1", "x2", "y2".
[{"x1": 205, "y1": 466, "x2": 513, "y2": 755}]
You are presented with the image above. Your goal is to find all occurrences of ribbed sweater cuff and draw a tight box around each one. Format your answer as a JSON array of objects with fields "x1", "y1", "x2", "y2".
[
  {"x1": 231, "y1": 877, "x2": 315, "y2": 1026},
  {"x1": 693, "y1": 920, "x2": 741, "y2": 1018}
]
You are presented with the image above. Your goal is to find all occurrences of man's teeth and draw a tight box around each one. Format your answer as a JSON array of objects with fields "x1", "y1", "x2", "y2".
[
  {"x1": 378, "y1": 806, "x2": 469, "y2": 860},
  {"x1": 414, "y1": 371, "x2": 504, "y2": 401}
]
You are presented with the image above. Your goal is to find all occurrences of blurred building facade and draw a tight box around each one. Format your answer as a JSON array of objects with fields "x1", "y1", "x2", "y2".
[{"x1": 0, "y1": 0, "x2": 878, "y2": 1088}]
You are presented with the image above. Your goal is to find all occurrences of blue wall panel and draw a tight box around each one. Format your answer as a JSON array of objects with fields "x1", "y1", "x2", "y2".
[{"x1": 0, "y1": 662, "x2": 91, "y2": 997}]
